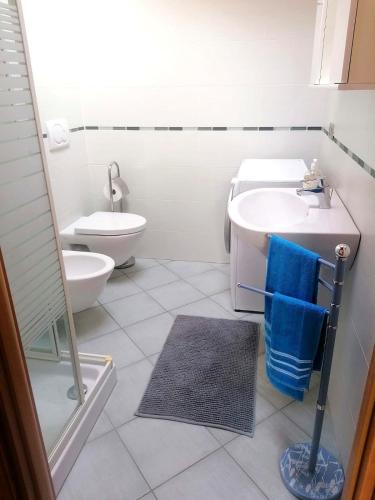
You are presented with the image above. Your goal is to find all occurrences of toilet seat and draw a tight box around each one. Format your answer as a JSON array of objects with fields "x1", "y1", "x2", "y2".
[{"x1": 74, "y1": 211, "x2": 146, "y2": 236}]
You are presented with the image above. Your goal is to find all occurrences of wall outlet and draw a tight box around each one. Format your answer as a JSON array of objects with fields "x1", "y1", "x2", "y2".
[{"x1": 46, "y1": 119, "x2": 70, "y2": 151}]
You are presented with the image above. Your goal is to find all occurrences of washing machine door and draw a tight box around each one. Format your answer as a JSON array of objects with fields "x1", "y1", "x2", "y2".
[{"x1": 224, "y1": 178, "x2": 238, "y2": 253}]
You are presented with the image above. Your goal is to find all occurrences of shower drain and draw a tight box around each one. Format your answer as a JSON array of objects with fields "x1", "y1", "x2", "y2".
[{"x1": 67, "y1": 384, "x2": 88, "y2": 400}]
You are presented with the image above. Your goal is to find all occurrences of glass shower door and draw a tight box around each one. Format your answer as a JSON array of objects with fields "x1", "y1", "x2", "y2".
[{"x1": 0, "y1": 0, "x2": 83, "y2": 455}]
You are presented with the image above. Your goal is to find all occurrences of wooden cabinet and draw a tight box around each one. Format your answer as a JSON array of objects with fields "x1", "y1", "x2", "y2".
[{"x1": 311, "y1": 0, "x2": 375, "y2": 88}]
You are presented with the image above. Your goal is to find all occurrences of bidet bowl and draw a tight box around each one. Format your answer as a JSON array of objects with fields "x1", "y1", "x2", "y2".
[{"x1": 62, "y1": 250, "x2": 115, "y2": 313}]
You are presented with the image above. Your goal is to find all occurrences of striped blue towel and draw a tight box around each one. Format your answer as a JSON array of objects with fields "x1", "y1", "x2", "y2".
[{"x1": 265, "y1": 292, "x2": 327, "y2": 401}]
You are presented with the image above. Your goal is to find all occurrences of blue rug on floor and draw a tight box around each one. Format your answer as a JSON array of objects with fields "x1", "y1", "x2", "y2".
[{"x1": 136, "y1": 315, "x2": 260, "y2": 437}]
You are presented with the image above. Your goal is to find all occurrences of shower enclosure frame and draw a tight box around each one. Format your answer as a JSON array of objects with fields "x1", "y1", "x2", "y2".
[
  {"x1": 13, "y1": 0, "x2": 85, "y2": 409},
  {"x1": 1, "y1": 0, "x2": 118, "y2": 493}
]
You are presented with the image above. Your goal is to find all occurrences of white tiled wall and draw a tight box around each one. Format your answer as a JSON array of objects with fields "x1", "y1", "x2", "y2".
[
  {"x1": 22, "y1": 0, "x2": 328, "y2": 258},
  {"x1": 79, "y1": 0, "x2": 327, "y2": 261},
  {"x1": 86, "y1": 129, "x2": 322, "y2": 261},
  {"x1": 21, "y1": 0, "x2": 92, "y2": 230},
  {"x1": 320, "y1": 90, "x2": 375, "y2": 467}
]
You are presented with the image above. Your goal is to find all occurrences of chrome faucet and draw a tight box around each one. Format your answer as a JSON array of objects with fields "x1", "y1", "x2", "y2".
[{"x1": 296, "y1": 177, "x2": 332, "y2": 209}]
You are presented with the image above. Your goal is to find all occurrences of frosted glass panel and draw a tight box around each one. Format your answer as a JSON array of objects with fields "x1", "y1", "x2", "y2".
[{"x1": 0, "y1": 0, "x2": 81, "y2": 455}]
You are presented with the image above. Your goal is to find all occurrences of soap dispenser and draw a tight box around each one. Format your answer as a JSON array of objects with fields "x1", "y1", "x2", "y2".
[
  {"x1": 310, "y1": 158, "x2": 321, "y2": 177},
  {"x1": 302, "y1": 159, "x2": 320, "y2": 189}
]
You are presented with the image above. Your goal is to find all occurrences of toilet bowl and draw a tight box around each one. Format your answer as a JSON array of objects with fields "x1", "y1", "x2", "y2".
[
  {"x1": 60, "y1": 211, "x2": 147, "y2": 267},
  {"x1": 62, "y1": 250, "x2": 115, "y2": 313}
]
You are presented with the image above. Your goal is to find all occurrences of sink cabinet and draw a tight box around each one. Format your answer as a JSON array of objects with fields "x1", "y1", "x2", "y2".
[{"x1": 311, "y1": 0, "x2": 375, "y2": 88}]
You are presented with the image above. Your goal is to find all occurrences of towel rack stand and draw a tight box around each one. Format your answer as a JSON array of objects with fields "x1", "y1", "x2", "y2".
[{"x1": 238, "y1": 243, "x2": 350, "y2": 500}]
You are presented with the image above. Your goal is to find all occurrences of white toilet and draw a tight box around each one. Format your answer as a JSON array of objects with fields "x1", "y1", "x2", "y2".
[
  {"x1": 60, "y1": 211, "x2": 147, "y2": 267},
  {"x1": 62, "y1": 250, "x2": 115, "y2": 313}
]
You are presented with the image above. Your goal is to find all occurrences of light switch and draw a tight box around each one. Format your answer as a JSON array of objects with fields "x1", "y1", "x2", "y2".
[{"x1": 46, "y1": 118, "x2": 70, "y2": 151}]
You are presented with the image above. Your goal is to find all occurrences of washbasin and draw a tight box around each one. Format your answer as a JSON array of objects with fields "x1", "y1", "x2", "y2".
[
  {"x1": 233, "y1": 188, "x2": 310, "y2": 231},
  {"x1": 228, "y1": 187, "x2": 360, "y2": 267}
]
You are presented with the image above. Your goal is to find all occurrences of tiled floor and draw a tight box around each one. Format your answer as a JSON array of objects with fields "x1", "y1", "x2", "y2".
[{"x1": 58, "y1": 259, "x2": 337, "y2": 500}]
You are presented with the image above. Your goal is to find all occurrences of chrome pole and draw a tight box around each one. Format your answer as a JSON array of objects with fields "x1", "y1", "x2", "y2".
[{"x1": 308, "y1": 243, "x2": 351, "y2": 472}]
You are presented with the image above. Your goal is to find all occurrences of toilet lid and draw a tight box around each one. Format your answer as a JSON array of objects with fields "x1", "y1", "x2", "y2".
[{"x1": 74, "y1": 212, "x2": 147, "y2": 236}]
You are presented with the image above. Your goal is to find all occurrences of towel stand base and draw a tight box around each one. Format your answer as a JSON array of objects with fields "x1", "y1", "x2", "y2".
[{"x1": 279, "y1": 443, "x2": 344, "y2": 500}]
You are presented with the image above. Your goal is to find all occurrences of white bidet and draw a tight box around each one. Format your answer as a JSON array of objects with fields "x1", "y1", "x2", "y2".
[{"x1": 62, "y1": 250, "x2": 115, "y2": 313}]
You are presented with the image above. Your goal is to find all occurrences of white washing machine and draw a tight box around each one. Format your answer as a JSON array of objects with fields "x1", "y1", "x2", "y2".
[{"x1": 225, "y1": 159, "x2": 308, "y2": 313}]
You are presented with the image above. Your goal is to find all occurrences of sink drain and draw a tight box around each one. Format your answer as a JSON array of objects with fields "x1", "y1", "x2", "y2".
[{"x1": 67, "y1": 383, "x2": 88, "y2": 400}]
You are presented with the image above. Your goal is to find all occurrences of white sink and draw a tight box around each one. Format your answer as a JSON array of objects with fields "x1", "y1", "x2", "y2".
[
  {"x1": 228, "y1": 188, "x2": 360, "y2": 267},
  {"x1": 233, "y1": 188, "x2": 310, "y2": 231}
]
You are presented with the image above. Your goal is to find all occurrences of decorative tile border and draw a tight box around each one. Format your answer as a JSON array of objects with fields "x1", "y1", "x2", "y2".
[
  {"x1": 42, "y1": 126, "x2": 84, "y2": 138},
  {"x1": 81, "y1": 125, "x2": 322, "y2": 132},
  {"x1": 322, "y1": 128, "x2": 375, "y2": 179},
  {"x1": 41, "y1": 124, "x2": 374, "y2": 179},
  {"x1": 43, "y1": 125, "x2": 322, "y2": 137}
]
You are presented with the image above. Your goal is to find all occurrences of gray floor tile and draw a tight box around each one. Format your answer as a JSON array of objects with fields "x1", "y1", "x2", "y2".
[
  {"x1": 171, "y1": 298, "x2": 235, "y2": 320},
  {"x1": 255, "y1": 393, "x2": 278, "y2": 423},
  {"x1": 282, "y1": 388, "x2": 338, "y2": 455},
  {"x1": 139, "y1": 493, "x2": 156, "y2": 500},
  {"x1": 87, "y1": 411, "x2": 113, "y2": 442},
  {"x1": 124, "y1": 257, "x2": 159, "y2": 274},
  {"x1": 118, "y1": 418, "x2": 220, "y2": 488},
  {"x1": 79, "y1": 329, "x2": 145, "y2": 369},
  {"x1": 104, "y1": 292, "x2": 164, "y2": 327},
  {"x1": 226, "y1": 412, "x2": 309, "y2": 500},
  {"x1": 109, "y1": 268, "x2": 126, "y2": 280},
  {"x1": 212, "y1": 262, "x2": 230, "y2": 275},
  {"x1": 57, "y1": 431, "x2": 149, "y2": 500},
  {"x1": 210, "y1": 289, "x2": 247, "y2": 317},
  {"x1": 73, "y1": 305, "x2": 119, "y2": 343},
  {"x1": 98, "y1": 274, "x2": 142, "y2": 304},
  {"x1": 125, "y1": 313, "x2": 174, "y2": 356},
  {"x1": 127, "y1": 265, "x2": 179, "y2": 290},
  {"x1": 156, "y1": 259, "x2": 172, "y2": 265},
  {"x1": 186, "y1": 270, "x2": 230, "y2": 296},
  {"x1": 207, "y1": 427, "x2": 238, "y2": 445},
  {"x1": 241, "y1": 313, "x2": 265, "y2": 325},
  {"x1": 148, "y1": 280, "x2": 204, "y2": 310},
  {"x1": 256, "y1": 354, "x2": 293, "y2": 410},
  {"x1": 164, "y1": 260, "x2": 215, "y2": 279},
  {"x1": 148, "y1": 352, "x2": 160, "y2": 365},
  {"x1": 105, "y1": 359, "x2": 154, "y2": 427},
  {"x1": 154, "y1": 449, "x2": 266, "y2": 500}
]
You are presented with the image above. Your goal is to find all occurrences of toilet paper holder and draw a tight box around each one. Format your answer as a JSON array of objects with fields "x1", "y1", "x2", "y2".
[{"x1": 108, "y1": 161, "x2": 122, "y2": 212}]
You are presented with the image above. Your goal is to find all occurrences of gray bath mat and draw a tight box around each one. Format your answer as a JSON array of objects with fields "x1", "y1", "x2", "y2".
[{"x1": 136, "y1": 315, "x2": 260, "y2": 437}]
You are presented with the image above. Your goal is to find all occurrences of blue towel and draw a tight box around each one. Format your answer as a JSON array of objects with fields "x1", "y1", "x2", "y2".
[
  {"x1": 264, "y1": 236, "x2": 324, "y2": 400},
  {"x1": 264, "y1": 235, "x2": 321, "y2": 334},
  {"x1": 265, "y1": 292, "x2": 327, "y2": 401}
]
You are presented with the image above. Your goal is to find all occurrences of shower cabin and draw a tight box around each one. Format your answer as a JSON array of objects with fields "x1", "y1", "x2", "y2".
[{"x1": 0, "y1": 0, "x2": 116, "y2": 493}]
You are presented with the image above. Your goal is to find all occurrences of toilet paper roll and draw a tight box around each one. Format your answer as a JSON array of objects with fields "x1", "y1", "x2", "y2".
[{"x1": 103, "y1": 178, "x2": 130, "y2": 202}]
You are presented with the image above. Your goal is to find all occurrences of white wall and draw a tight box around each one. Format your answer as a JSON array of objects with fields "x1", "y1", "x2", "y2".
[
  {"x1": 319, "y1": 90, "x2": 375, "y2": 467},
  {"x1": 81, "y1": 0, "x2": 327, "y2": 261},
  {"x1": 21, "y1": 0, "x2": 92, "y2": 230},
  {"x1": 23, "y1": 0, "x2": 328, "y2": 261}
]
